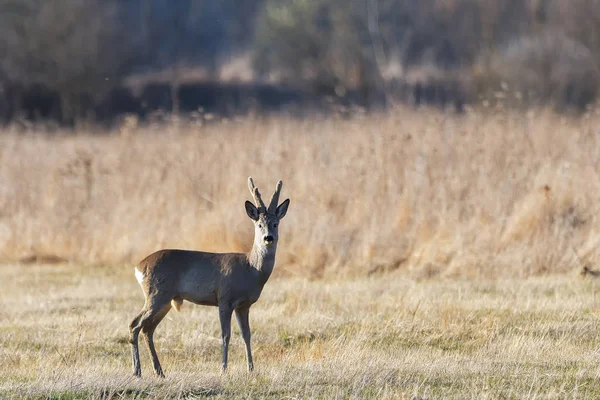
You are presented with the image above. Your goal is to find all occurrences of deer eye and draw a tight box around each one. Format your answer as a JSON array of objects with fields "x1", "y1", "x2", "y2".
[
  {"x1": 258, "y1": 223, "x2": 262, "y2": 229},
  {"x1": 273, "y1": 223, "x2": 278, "y2": 228}
]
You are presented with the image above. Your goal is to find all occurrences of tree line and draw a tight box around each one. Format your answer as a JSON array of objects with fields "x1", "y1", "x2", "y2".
[{"x1": 0, "y1": 0, "x2": 599, "y2": 125}]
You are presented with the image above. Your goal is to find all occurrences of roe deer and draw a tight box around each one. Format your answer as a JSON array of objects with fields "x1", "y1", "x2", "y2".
[{"x1": 129, "y1": 177, "x2": 290, "y2": 377}]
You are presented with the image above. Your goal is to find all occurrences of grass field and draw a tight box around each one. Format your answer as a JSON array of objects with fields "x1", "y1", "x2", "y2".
[
  {"x1": 2, "y1": 108, "x2": 600, "y2": 398},
  {"x1": 1, "y1": 262, "x2": 600, "y2": 399}
]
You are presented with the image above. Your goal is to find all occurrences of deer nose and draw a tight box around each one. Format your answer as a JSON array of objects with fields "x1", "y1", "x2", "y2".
[{"x1": 263, "y1": 235, "x2": 274, "y2": 243}]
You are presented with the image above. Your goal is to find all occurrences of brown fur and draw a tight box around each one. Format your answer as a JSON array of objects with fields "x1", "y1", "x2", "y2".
[{"x1": 128, "y1": 178, "x2": 290, "y2": 378}]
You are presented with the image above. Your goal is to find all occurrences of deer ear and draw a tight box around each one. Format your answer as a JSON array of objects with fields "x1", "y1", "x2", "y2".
[
  {"x1": 245, "y1": 201, "x2": 259, "y2": 221},
  {"x1": 276, "y1": 199, "x2": 290, "y2": 220}
]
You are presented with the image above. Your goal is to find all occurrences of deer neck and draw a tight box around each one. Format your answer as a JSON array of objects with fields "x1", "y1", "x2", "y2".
[{"x1": 248, "y1": 242, "x2": 277, "y2": 284}]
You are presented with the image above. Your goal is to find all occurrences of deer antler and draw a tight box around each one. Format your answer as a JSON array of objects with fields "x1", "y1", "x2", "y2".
[
  {"x1": 268, "y1": 180, "x2": 283, "y2": 213},
  {"x1": 248, "y1": 177, "x2": 266, "y2": 211}
]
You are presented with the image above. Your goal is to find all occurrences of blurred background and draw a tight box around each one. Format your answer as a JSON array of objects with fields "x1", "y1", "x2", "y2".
[
  {"x1": 1, "y1": 0, "x2": 600, "y2": 280},
  {"x1": 2, "y1": 0, "x2": 600, "y2": 124}
]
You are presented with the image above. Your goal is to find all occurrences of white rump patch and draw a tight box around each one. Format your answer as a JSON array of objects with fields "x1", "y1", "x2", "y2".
[{"x1": 134, "y1": 267, "x2": 144, "y2": 284}]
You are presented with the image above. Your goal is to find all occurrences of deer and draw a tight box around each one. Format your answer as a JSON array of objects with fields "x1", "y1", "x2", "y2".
[{"x1": 128, "y1": 177, "x2": 290, "y2": 378}]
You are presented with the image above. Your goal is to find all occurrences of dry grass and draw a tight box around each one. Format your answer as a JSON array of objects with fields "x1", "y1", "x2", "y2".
[
  {"x1": 1, "y1": 107, "x2": 600, "y2": 278},
  {"x1": 3, "y1": 109, "x2": 600, "y2": 398},
  {"x1": 1, "y1": 262, "x2": 600, "y2": 399}
]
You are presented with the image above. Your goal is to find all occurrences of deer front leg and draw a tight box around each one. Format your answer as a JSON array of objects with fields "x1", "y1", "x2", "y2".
[
  {"x1": 219, "y1": 305, "x2": 233, "y2": 372},
  {"x1": 235, "y1": 307, "x2": 254, "y2": 372}
]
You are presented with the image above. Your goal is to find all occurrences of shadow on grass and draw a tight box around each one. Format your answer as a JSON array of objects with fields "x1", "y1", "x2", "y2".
[
  {"x1": 177, "y1": 388, "x2": 222, "y2": 399},
  {"x1": 99, "y1": 387, "x2": 151, "y2": 399},
  {"x1": 42, "y1": 388, "x2": 150, "y2": 400},
  {"x1": 40, "y1": 386, "x2": 222, "y2": 400}
]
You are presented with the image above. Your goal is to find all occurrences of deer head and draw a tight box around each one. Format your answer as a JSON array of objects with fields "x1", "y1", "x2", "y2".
[{"x1": 245, "y1": 177, "x2": 290, "y2": 248}]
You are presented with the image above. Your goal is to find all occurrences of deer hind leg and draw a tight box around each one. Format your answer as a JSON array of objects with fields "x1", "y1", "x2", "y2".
[
  {"x1": 129, "y1": 311, "x2": 145, "y2": 377},
  {"x1": 142, "y1": 303, "x2": 172, "y2": 378},
  {"x1": 129, "y1": 297, "x2": 172, "y2": 378}
]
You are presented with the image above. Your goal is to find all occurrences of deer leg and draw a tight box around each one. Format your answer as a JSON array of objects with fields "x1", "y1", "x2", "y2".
[
  {"x1": 235, "y1": 307, "x2": 253, "y2": 372},
  {"x1": 142, "y1": 303, "x2": 171, "y2": 378},
  {"x1": 219, "y1": 305, "x2": 233, "y2": 372},
  {"x1": 129, "y1": 298, "x2": 171, "y2": 378},
  {"x1": 129, "y1": 310, "x2": 145, "y2": 377}
]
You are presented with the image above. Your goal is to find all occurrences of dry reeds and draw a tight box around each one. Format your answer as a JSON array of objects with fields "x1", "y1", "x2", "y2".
[{"x1": 1, "y1": 107, "x2": 599, "y2": 278}]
